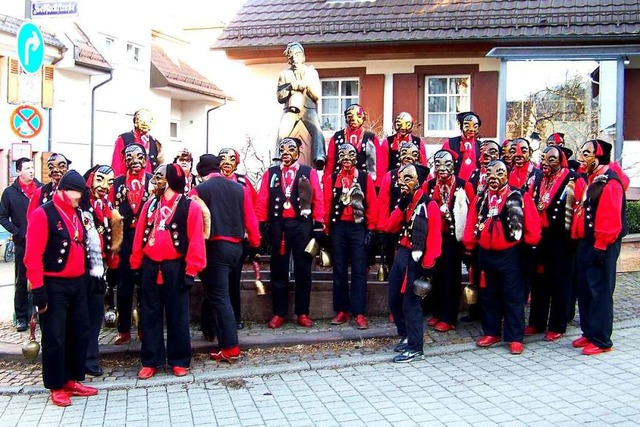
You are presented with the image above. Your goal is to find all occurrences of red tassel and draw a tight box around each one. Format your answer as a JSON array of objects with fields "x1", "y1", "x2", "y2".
[
  {"x1": 536, "y1": 264, "x2": 545, "y2": 275},
  {"x1": 400, "y1": 267, "x2": 408, "y2": 293},
  {"x1": 279, "y1": 236, "x2": 286, "y2": 256},
  {"x1": 479, "y1": 270, "x2": 486, "y2": 288},
  {"x1": 156, "y1": 268, "x2": 163, "y2": 285},
  {"x1": 468, "y1": 266, "x2": 475, "y2": 286}
]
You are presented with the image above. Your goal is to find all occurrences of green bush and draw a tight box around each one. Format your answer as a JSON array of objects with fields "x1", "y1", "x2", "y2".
[{"x1": 626, "y1": 201, "x2": 640, "y2": 234}]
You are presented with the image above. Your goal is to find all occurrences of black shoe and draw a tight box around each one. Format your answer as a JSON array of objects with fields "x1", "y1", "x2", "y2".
[
  {"x1": 460, "y1": 314, "x2": 480, "y2": 322},
  {"x1": 16, "y1": 321, "x2": 28, "y2": 332},
  {"x1": 393, "y1": 349, "x2": 424, "y2": 363},
  {"x1": 85, "y1": 366, "x2": 103, "y2": 377},
  {"x1": 236, "y1": 321, "x2": 245, "y2": 330},
  {"x1": 393, "y1": 337, "x2": 408, "y2": 353}
]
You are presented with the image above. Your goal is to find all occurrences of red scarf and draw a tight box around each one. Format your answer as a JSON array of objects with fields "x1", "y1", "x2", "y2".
[
  {"x1": 344, "y1": 128, "x2": 364, "y2": 151},
  {"x1": 125, "y1": 172, "x2": 146, "y2": 212},
  {"x1": 18, "y1": 179, "x2": 36, "y2": 200}
]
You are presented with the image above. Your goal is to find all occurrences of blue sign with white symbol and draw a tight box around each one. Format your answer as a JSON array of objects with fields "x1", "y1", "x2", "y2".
[{"x1": 17, "y1": 22, "x2": 44, "y2": 74}]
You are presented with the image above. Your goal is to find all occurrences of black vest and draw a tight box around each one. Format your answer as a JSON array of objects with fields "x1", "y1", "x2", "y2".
[
  {"x1": 121, "y1": 132, "x2": 160, "y2": 171},
  {"x1": 113, "y1": 173, "x2": 152, "y2": 230},
  {"x1": 37, "y1": 182, "x2": 56, "y2": 206},
  {"x1": 331, "y1": 129, "x2": 375, "y2": 174},
  {"x1": 329, "y1": 170, "x2": 368, "y2": 224},
  {"x1": 398, "y1": 193, "x2": 433, "y2": 251},
  {"x1": 446, "y1": 136, "x2": 481, "y2": 175},
  {"x1": 195, "y1": 176, "x2": 245, "y2": 239},
  {"x1": 426, "y1": 177, "x2": 466, "y2": 237},
  {"x1": 584, "y1": 169, "x2": 628, "y2": 242},
  {"x1": 386, "y1": 169, "x2": 403, "y2": 214},
  {"x1": 475, "y1": 187, "x2": 522, "y2": 242},
  {"x1": 266, "y1": 164, "x2": 312, "y2": 221},
  {"x1": 531, "y1": 171, "x2": 576, "y2": 236},
  {"x1": 386, "y1": 135, "x2": 422, "y2": 171},
  {"x1": 141, "y1": 196, "x2": 190, "y2": 255},
  {"x1": 42, "y1": 202, "x2": 85, "y2": 273}
]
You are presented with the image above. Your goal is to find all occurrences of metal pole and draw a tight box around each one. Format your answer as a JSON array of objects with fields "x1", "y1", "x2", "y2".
[
  {"x1": 90, "y1": 72, "x2": 113, "y2": 166},
  {"x1": 497, "y1": 59, "x2": 507, "y2": 142},
  {"x1": 206, "y1": 98, "x2": 227, "y2": 154},
  {"x1": 615, "y1": 57, "x2": 625, "y2": 166}
]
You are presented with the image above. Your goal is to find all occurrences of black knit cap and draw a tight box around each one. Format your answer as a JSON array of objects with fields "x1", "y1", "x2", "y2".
[
  {"x1": 166, "y1": 164, "x2": 185, "y2": 193},
  {"x1": 196, "y1": 154, "x2": 220, "y2": 177},
  {"x1": 58, "y1": 170, "x2": 86, "y2": 192}
]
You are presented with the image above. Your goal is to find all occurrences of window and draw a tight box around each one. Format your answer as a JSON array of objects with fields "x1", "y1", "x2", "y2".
[
  {"x1": 170, "y1": 122, "x2": 179, "y2": 139},
  {"x1": 319, "y1": 78, "x2": 359, "y2": 132},
  {"x1": 424, "y1": 75, "x2": 470, "y2": 136},
  {"x1": 126, "y1": 43, "x2": 141, "y2": 65}
]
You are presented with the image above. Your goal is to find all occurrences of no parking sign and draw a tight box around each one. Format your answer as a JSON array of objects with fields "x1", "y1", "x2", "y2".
[{"x1": 9, "y1": 105, "x2": 43, "y2": 139}]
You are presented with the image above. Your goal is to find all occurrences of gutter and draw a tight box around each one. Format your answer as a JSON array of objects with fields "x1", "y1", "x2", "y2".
[
  {"x1": 205, "y1": 98, "x2": 227, "y2": 153},
  {"x1": 90, "y1": 71, "x2": 113, "y2": 165}
]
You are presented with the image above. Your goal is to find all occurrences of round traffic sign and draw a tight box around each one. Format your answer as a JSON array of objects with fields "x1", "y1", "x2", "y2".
[
  {"x1": 10, "y1": 105, "x2": 43, "y2": 139},
  {"x1": 17, "y1": 22, "x2": 44, "y2": 74}
]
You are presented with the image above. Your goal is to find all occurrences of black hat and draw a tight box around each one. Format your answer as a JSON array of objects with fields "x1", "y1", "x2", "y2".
[
  {"x1": 415, "y1": 164, "x2": 430, "y2": 185},
  {"x1": 166, "y1": 164, "x2": 186, "y2": 193},
  {"x1": 594, "y1": 139, "x2": 612, "y2": 165},
  {"x1": 530, "y1": 132, "x2": 541, "y2": 141},
  {"x1": 547, "y1": 133, "x2": 565, "y2": 145},
  {"x1": 456, "y1": 111, "x2": 482, "y2": 128},
  {"x1": 121, "y1": 142, "x2": 147, "y2": 156},
  {"x1": 58, "y1": 170, "x2": 86, "y2": 192},
  {"x1": 196, "y1": 154, "x2": 220, "y2": 177},
  {"x1": 279, "y1": 137, "x2": 302, "y2": 148}
]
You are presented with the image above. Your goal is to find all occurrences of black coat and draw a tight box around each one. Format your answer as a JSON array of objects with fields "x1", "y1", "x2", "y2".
[{"x1": 0, "y1": 179, "x2": 43, "y2": 246}]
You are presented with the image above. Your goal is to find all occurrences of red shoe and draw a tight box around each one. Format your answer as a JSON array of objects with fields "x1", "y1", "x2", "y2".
[
  {"x1": 138, "y1": 367, "x2": 157, "y2": 379},
  {"x1": 388, "y1": 313, "x2": 394, "y2": 323},
  {"x1": 524, "y1": 326, "x2": 540, "y2": 337},
  {"x1": 427, "y1": 317, "x2": 439, "y2": 327},
  {"x1": 297, "y1": 315, "x2": 313, "y2": 328},
  {"x1": 582, "y1": 343, "x2": 613, "y2": 356},
  {"x1": 210, "y1": 346, "x2": 241, "y2": 363},
  {"x1": 114, "y1": 332, "x2": 131, "y2": 345},
  {"x1": 476, "y1": 336, "x2": 501, "y2": 347},
  {"x1": 510, "y1": 342, "x2": 524, "y2": 355},
  {"x1": 50, "y1": 389, "x2": 72, "y2": 407},
  {"x1": 544, "y1": 331, "x2": 563, "y2": 342},
  {"x1": 267, "y1": 315, "x2": 285, "y2": 329},
  {"x1": 355, "y1": 315, "x2": 368, "y2": 330},
  {"x1": 331, "y1": 311, "x2": 350, "y2": 325},
  {"x1": 172, "y1": 366, "x2": 188, "y2": 377},
  {"x1": 434, "y1": 322, "x2": 456, "y2": 332},
  {"x1": 572, "y1": 336, "x2": 590, "y2": 348},
  {"x1": 63, "y1": 380, "x2": 98, "y2": 397}
]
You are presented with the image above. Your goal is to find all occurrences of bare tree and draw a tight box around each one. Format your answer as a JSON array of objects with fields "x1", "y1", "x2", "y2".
[{"x1": 239, "y1": 133, "x2": 269, "y2": 187}]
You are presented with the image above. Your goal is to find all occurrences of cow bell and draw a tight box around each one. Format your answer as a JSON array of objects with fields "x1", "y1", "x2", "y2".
[
  {"x1": 104, "y1": 308, "x2": 119, "y2": 328},
  {"x1": 22, "y1": 314, "x2": 40, "y2": 362},
  {"x1": 304, "y1": 238, "x2": 321, "y2": 257},
  {"x1": 412, "y1": 277, "x2": 433, "y2": 299},
  {"x1": 319, "y1": 248, "x2": 331, "y2": 267},
  {"x1": 132, "y1": 307, "x2": 140, "y2": 327},
  {"x1": 377, "y1": 264, "x2": 388, "y2": 282},
  {"x1": 463, "y1": 284, "x2": 478, "y2": 305}
]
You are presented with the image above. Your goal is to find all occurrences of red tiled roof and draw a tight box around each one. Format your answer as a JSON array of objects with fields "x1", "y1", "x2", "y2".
[
  {"x1": 215, "y1": 0, "x2": 640, "y2": 49},
  {"x1": 69, "y1": 24, "x2": 111, "y2": 72},
  {"x1": 151, "y1": 43, "x2": 227, "y2": 99}
]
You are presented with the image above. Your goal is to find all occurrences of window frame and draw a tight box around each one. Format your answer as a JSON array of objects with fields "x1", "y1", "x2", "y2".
[
  {"x1": 126, "y1": 42, "x2": 142, "y2": 66},
  {"x1": 319, "y1": 77, "x2": 360, "y2": 135},
  {"x1": 423, "y1": 74, "x2": 471, "y2": 137}
]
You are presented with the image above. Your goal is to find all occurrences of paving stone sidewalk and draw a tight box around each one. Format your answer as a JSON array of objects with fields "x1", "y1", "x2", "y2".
[{"x1": 0, "y1": 272, "x2": 638, "y2": 393}]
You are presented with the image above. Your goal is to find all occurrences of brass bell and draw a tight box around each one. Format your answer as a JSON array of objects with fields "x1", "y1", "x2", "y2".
[
  {"x1": 132, "y1": 307, "x2": 140, "y2": 327},
  {"x1": 252, "y1": 256, "x2": 266, "y2": 296},
  {"x1": 304, "y1": 238, "x2": 321, "y2": 257},
  {"x1": 255, "y1": 279, "x2": 266, "y2": 296},
  {"x1": 377, "y1": 264, "x2": 388, "y2": 282},
  {"x1": 104, "y1": 308, "x2": 119, "y2": 328},
  {"x1": 463, "y1": 284, "x2": 478, "y2": 305},
  {"x1": 319, "y1": 248, "x2": 331, "y2": 267},
  {"x1": 22, "y1": 314, "x2": 40, "y2": 362},
  {"x1": 412, "y1": 276, "x2": 433, "y2": 299}
]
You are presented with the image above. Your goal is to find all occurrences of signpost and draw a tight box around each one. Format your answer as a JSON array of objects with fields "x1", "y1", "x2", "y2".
[
  {"x1": 16, "y1": 21, "x2": 44, "y2": 74},
  {"x1": 9, "y1": 105, "x2": 43, "y2": 139}
]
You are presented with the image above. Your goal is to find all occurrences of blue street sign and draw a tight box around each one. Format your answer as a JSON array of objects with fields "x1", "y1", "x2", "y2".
[{"x1": 16, "y1": 22, "x2": 44, "y2": 74}]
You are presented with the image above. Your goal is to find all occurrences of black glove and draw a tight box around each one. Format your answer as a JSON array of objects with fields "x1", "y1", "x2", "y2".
[
  {"x1": 132, "y1": 269, "x2": 142, "y2": 286},
  {"x1": 94, "y1": 277, "x2": 107, "y2": 294},
  {"x1": 594, "y1": 248, "x2": 607, "y2": 266},
  {"x1": 421, "y1": 267, "x2": 436, "y2": 278},
  {"x1": 398, "y1": 193, "x2": 412, "y2": 211},
  {"x1": 364, "y1": 230, "x2": 373, "y2": 248},
  {"x1": 183, "y1": 275, "x2": 196, "y2": 291},
  {"x1": 105, "y1": 268, "x2": 119, "y2": 287},
  {"x1": 31, "y1": 287, "x2": 48, "y2": 311},
  {"x1": 248, "y1": 246, "x2": 260, "y2": 261},
  {"x1": 313, "y1": 221, "x2": 327, "y2": 247}
]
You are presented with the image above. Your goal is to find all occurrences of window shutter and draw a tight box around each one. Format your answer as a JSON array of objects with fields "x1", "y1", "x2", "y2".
[
  {"x1": 7, "y1": 58, "x2": 20, "y2": 104},
  {"x1": 42, "y1": 65, "x2": 54, "y2": 108}
]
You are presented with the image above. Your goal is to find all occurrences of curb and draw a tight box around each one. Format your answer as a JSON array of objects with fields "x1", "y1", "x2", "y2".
[{"x1": 3, "y1": 317, "x2": 640, "y2": 396}]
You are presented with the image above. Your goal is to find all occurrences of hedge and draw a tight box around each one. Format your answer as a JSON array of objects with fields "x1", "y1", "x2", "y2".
[{"x1": 627, "y1": 201, "x2": 640, "y2": 234}]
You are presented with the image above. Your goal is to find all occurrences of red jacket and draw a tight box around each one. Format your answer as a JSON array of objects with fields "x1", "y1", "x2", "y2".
[
  {"x1": 25, "y1": 193, "x2": 87, "y2": 289},
  {"x1": 130, "y1": 193, "x2": 206, "y2": 277},
  {"x1": 463, "y1": 186, "x2": 541, "y2": 251},
  {"x1": 383, "y1": 189, "x2": 442, "y2": 269},
  {"x1": 110, "y1": 130, "x2": 156, "y2": 176}
]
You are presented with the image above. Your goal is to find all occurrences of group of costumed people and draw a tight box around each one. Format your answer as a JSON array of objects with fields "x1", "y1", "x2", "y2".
[{"x1": 7, "y1": 104, "x2": 627, "y2": 407}]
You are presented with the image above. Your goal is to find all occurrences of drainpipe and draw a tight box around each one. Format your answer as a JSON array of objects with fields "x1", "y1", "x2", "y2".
[
  {"x1": 46, "y1": 108, "x2": 52, "y2": 151},
  {"x1": 90, "y1": 71, "x2": 113, "y2": 166},
  {"x1": 206, "y1": 98, "x2": 227, "y2": 154}
]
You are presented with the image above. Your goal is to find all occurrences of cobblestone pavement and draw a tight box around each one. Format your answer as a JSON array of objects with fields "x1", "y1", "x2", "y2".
[
  {"x1": 0, "y1": 318, "x2": 639, "y2": 426},
  {"x1": 0, "y1": 272, "x2": 638, "y2": 394}
]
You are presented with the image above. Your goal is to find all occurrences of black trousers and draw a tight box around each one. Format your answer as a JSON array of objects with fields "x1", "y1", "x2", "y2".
[
  {"x1": 39, "y1": 275, "x2": 89, "y2": 390},
  {"x1": 140, "y1": 257, "x2": 191, "y2": 368},
  {"x1": 269, "y1": 218, "x2": 313, "y2": 317},
  {"x1": 577, "y1": 239, "x2": 621, "y2": 349},
  {"x1": 228, "y1": 241, "x2": 249, "y2": 322},
  {"x1": 431, "y1": 234, "x2": 463, "y2": 326},
  {"x1": 85, "y1": 276, "x2": 105, "y2": 371},
  {"x1": 116, "y1": 230, "x2": 135, "y2": 333},
  {"x1": 528, "y1": 234, "x2": 575, "y2": 334},
  {"x1": 388, "y1": 247, "x2": 425, "y2": 352},
  {"x1": 14, "y1": 244, "x2": 30, "y2": 324},
  {"x1": 478, "y1": 246, "x2": 525, "y2": 343},
  {"x1": 200, "y1": 240, "x2": 241, "y2": 348},
  {"x1": 331, "y1": 221, "x2": 368, "y2": 315}
]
